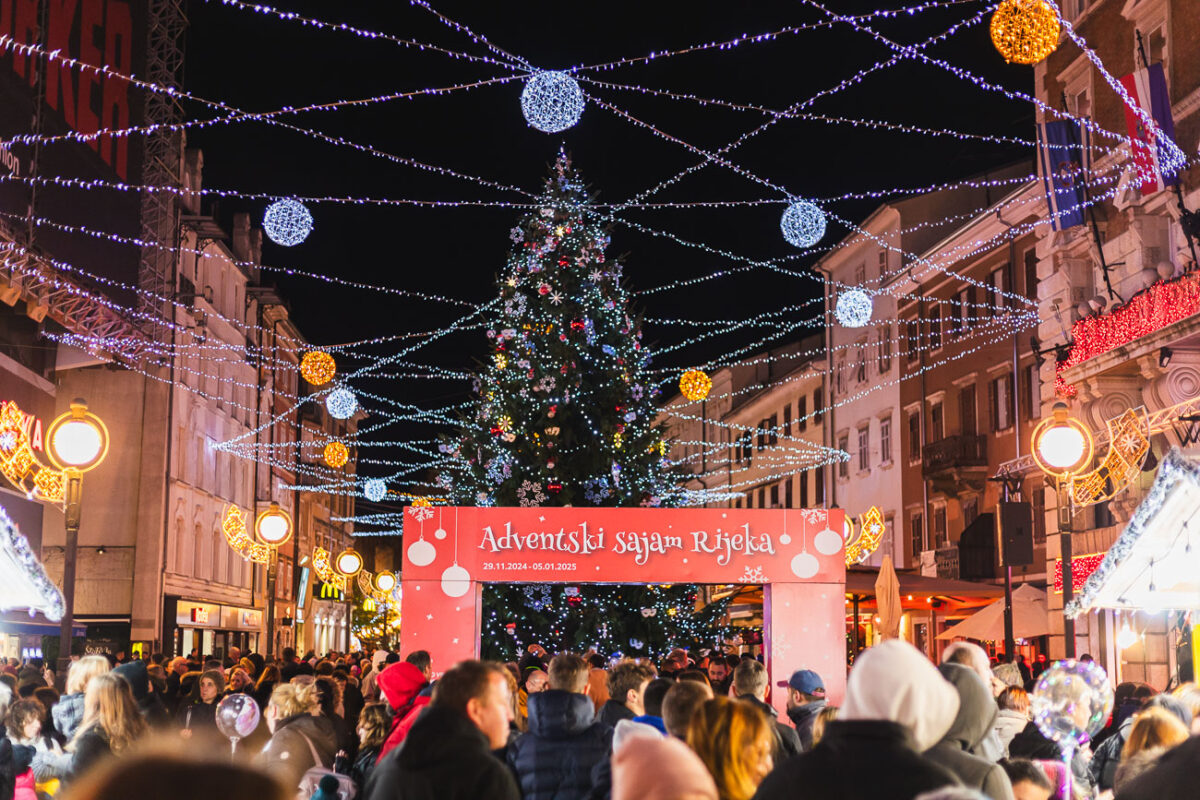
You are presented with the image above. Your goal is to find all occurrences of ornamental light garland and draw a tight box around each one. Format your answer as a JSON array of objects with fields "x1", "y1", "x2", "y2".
[
  {"x1": 326, "y1": 387, "x2": 359, "y2": 420},
  {"x1": 989, "y1": 0, "x2": 1061, "y2": 64},
  {"x1": 262, "y1": 199, "x2": 314, "y2": 246},
  {"x1": 324, "y1": 441, "x2": 350, "y2": 468},
  {"x1": 678, "y1": 369, "x2": 712, "y2": 402},
  {"x1": 834, "y1": 288, "x2": 874, "y2": 328},
  {"x1": 521, "y1": 71, "x2": 585, "y2": 133},
  {"x1": 300, "y1": 351, "x2": 336, "y2": 386}
]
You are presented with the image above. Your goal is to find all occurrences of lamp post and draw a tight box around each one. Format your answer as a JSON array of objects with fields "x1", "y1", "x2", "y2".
[
  {"x1": 1031, "y1": 402, "x2": 1094, "y2": 659},
  {"x1": 255, "y1": 503, "x2": 293, "y2": 655},
  {"x1": 45, "y1": 399, "x2": 109, "y2": 674}
]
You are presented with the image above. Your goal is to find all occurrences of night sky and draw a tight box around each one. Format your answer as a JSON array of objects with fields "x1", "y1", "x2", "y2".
[{"x1": 183, "y1": 0, "x2": 1034, "y2": 419}]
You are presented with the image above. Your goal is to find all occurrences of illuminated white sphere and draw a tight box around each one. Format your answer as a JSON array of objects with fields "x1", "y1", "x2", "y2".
[
  {"x1": 326, "y1": 387, "x2": 358, "y2": 420},
  {"x1": 335, "y1": 548, "x2": 363, "y2": 576},
  {"x1": 521, "y1": 71, "x2": 585, "y2": 133},
  {"x1": 781, "y1": 200, "x2": 826, "y2": 248},
  {"x1": 364, "y1": 479, "x2": 387, "y2": 503},
  {"x1": 835, "y1": 289, "x2": 874, "y2": 328},
  {"x1": 51, "y1": 420, "x2": 104, "y2": 467},
  {"x1": 375, "y1": 571, "x2": 397, "y2": 593},
  {"x1": 1037, "y1": 425, "x2": 1087, "y2": 470},
  {"x1": 263, "y1": 199, "x2": 313, "y2": 246},
  {"x1": 256, "y1": 511, "x2": 291, "y2": 545}
]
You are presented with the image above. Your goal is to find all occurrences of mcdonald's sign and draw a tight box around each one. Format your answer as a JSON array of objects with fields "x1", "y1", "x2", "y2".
[{"x1": 316, "y1": 581, "x2": 345, "y2": 601}]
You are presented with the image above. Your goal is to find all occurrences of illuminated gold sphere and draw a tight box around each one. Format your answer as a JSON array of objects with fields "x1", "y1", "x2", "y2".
[
  {"x1": 323, "y1": 441, "x2": 349, "y2": 468},
  {"x1": 990, "y1": 0, "x2": 1060, "y2": 65},
  {"x1": 679, "y1": 369, "x2": 713, "y2": 402},
  {"x1": 301, "y1": 351, "x2": 336, "y2": 386}
]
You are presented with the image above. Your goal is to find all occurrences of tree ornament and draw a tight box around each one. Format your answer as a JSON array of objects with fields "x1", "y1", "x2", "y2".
[
  {"x1": 364, "y1": 479, "x2": 386, "y2": 502},
  {"x1": 835, "y1": 288, "x2": 874, "y2": 328},
  {"x1": 990, "y1": 0, "x2": 1061, "y2": 65},
  {"x1": 326, "y1": 387, "x2": 358, "y2": 420},
  {"x1": 780, "y1": 199, "x2": 826, "y2": 248},
  {"x1": 520, "y1": 70, "x2": 585, "y2": 133},
  {"x1": 323, "y1": 441, "x2": 349, "y2": 468},
  {"x1": 679, "y1": 369, "x2": 713, "y2": 401},
  {"x1": 300, "y1": 351, "x2": 336, "y2": 386},
  {"x1": 262, "y1": 199, "x2": 313, "y2": 246}
]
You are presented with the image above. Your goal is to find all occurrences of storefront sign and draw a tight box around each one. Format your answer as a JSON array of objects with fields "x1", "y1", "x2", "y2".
[
  {"x1": 316, "y1": 582, "x2": 345, "y2": 601},
  {"x1": 191, "y1": 607, "x2": 210, "y2": 624},
  {"x1": 0, "y1": 402, "x2": 43, "y2": 451}
]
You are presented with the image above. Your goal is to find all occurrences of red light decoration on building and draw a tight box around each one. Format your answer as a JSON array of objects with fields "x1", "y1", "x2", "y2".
[
  {"x1": 1053, "y1": 552, "x2": 1105, "y2": 593},
  {"x1": 1057, "y1": 273, "x2": 1200, "y2": 396}
]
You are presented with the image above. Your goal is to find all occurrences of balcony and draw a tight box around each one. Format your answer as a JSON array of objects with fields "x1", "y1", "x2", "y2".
[{"x1": 922, "y1": 435, "x2": 988, "y2": 496}]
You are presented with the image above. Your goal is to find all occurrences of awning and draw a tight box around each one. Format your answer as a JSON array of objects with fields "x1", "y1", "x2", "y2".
[
  {"x1": 936, "y1": 583, "x2": 1052, "y2": 640},
  {"x1": 0, "y1": 506, "x2": 64, "y2": 621},
  {"x1": 1067, "y1": 447, "x2": 1200, "y2": 616},
  {"x1": 0, "y1": 619, "x2": 85, "y2": 637},
  {"x1": 847, "y1": 566, "x2": 1005, "y2": 613}
]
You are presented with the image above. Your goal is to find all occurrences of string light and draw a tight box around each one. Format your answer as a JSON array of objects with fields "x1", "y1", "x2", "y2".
[
  {"x1": 326, "y1": 388, "x2": 359, "y2": 420},
  {"x1": 364, "y1": 479, "x2": 387, "y2": 502}
]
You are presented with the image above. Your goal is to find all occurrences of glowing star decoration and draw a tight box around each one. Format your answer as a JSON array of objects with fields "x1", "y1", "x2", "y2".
[
  {"x1": 520, "y1": 70, "x2": 585, "y2": 133},
  {"x1": 780, "y1": 199, "x2": 826, "y2": 248},
  {"x1": 300, "y1": 351, "x2": 336, "y2": 386},
  {"x1": 364, "y1": 479, "x2": 387, "y2": 502},
  {"x1": 835, "y1": 289, "x2": 874, "y2": 328},
  {"x1": 678, "y1": 369, "x2": 713, "y2": 402},
  {"x1": 845, "y1": 506, "x2": 885, "y2": 566},
  {"x1": 323, "y1": 441, "x2": 349, "y2": 468},
  {"x1": 990, "y1": 0, "x2": 1060, "y2": 65},
  {"x1": 325, "y1": 387, "x2": 358, "y2": 420},
  {"x1": 262, "y1": 199, "x2": 314, "y2": 246}
]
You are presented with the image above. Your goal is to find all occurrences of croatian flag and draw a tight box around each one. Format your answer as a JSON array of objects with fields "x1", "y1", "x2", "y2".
[
  {"x1": 1119, "y1": 63, "x2": 1178, "y2": 195},
  {"x1": 1037, "y1": 120, "x2": 1089, "y2": 231}
]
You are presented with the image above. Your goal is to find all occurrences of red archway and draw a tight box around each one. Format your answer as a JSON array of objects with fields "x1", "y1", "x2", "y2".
[{"x1": 400, "y1": 506, "x2": 847, "y2": 710}]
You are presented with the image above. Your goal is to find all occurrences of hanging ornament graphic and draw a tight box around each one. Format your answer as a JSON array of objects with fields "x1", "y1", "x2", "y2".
[
  {"x1": 440, "y1": 510, "x2": 470, "y2": 597},
  {"x1": 813, "y1": 512, "x2": 844, "y2": 556},
  {"x1": 789, "y1": 511, "x2": 820, "y2": 579},
  {"x1": 406, "y1": 508, "x2": 437, "y2": 566},
  {"x1": 434, "y1": 507, "x2": 448, "y2": 540}
]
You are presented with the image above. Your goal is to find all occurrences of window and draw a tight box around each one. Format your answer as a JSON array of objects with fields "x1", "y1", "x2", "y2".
[
  {"x1": 799, "y1": 471, "x2": 809, "y2": 507},
  {"x1": 963, "y1": 497, "x2": 979, "y2": 526},
  {"x1": 812, "y1": 390, "x2": 823, "y2": 425},
  {"x1": 906, "y1": 319, "x2": 920, "y2": 362},
  {"x1": 758, "y1": 487, "x2": 766, "y2": 508},
  {"x1": 989, "y1": 266, "x2": 1010, "y2": 311},
  {"x1": 928, "y1": 303, "x2": 943, "y2": 350},
  {"x1": 878, "y1": 324, "x2": 892, "y2": 372},
  {"x1": 956, "y1": 288, "x2": 973, "y2": 332},
  {"x1": 814, "y1": 465, "x2": 824, "y2": 505},
  {"x1": 911, "y1": 511, "x2": 924, "y2": 558},
  {"x1": 1029, "y1": 481, "x2": 1046, "y2": 544},
  {"x1": 784, "y1": 478, "x2": 793, "y2": 508},
  {"x1": 855, "y1": 345, "x2": 867, "y2": 383},
  {"x1": 908, "y1": 412, "x2": 922, "y2": 460},
  {"x1": 858, "y1": 426, "x2": 870, "y2": 472},
  {"x1": 878, "y1": 248, "x2": 889, "y2": 278},
  {"x1": 933, "y1": 506, "x2": 947, "y2": 548},
  {"x1": 798, "y1": 396, "x2": 808, "y2": 432},
  {"x1": 1023, "y1": 247, "x2": 1039, "y2": 301},
  {"x1": 959, "y1": 385, "x2": 977, "y2": 436},
  {"x1": 1022, "y1": 363, "x2": 1040, "y2": 420},
  {"x1": 880, "y1": 415, "x2": 892, "y2": 464},
  {"x1": 855, "y1": 263, "x2": 866, "y2": 286},
  {"x1": 836, "y1": 359, "x2": 845, "y2": 395},
  {"x1": 769, "y1": 414, "x2": 778, "y2": 446},
  {"x1": 757, "y1": 421, "x2": 766, "y2": 451},
  {"x1": 783, "y1": 405, "x2": 792, "y2": 437},
  {"x1": 741, "y1": 431, "x2": 752, "y2": 466},
  {"x1": 838, "y1": 435, "x2": 850, "y2": 479},
  {"x1": 990, "y1": 372, "x2": 1014, "y2": 432},
  {"x1": 769, "y1": 484, "x2": 780, "y2": 509},
  {"x1": 930, "y1": 402, "x2": 944, "y2": 441}
]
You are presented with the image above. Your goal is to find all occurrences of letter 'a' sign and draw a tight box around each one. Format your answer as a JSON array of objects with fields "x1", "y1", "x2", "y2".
[{"x1": 399, "y1": 506, "x2": 848, "y2": 707}]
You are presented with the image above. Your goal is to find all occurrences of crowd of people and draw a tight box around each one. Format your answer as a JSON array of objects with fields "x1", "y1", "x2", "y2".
[{"x1": 0, "y1": 639, "x2": 1194, "y2": 800}]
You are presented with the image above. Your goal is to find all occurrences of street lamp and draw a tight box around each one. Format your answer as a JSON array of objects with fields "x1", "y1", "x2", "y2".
[
  {"x1": 45, "y1": 399, "x2": 108, "y2": 673},
  {"x1": 374, "y1": 570, "x2": 396, "y2": 594},
  {"x1": 1032, "y1": 401, "x2": 1094, "y2": 658},
  {"x1": 255, "y1": 503, "x2": 293, "y2": 654},
  {"x1": 335, "y1": 548, "x2": 363, "y2": 577}
]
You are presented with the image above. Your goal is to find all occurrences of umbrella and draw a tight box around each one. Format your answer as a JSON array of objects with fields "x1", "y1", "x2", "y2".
[
  {"x1": 936, "y1": 584, "x2": 1051, "y2": 641},
  {"x1": 874, "y1": 555, "x2": 902, "y2": 640}
]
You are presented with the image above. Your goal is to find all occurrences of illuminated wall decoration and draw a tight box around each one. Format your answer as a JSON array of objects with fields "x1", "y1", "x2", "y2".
[
  {"x1": 1054, "y1": 552, "x2": 1105, "y2": 593},
  {"x1": 845, "y1": 505, "x2": 885, "y2": 566},
  {"x1": 0, "y1": 402, "x2": 64, "y2": 503},
  {"x1": 1069, "y1": 408, "x2": 1149, "y2": 507},
  {"x1": 313, "y1": 546, "x2": 347, "y2": 594},
  {"x1": 220, "y1": 505, "x2": 271, "y2": 564}
]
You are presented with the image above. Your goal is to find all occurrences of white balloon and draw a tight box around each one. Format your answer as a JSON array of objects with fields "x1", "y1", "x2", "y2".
[
  {"x1": 407, "y1": 539, "x2": 436, "y2": 567},
  {"x1": 814, "y1": 527, "x2": 844, "y2": 556},
  {"x1": 441, "y1": 564, "x2": 472, "y2": 597},
  {"x1": 791, "y1": 551, "x2": 820, "y2": 579}
]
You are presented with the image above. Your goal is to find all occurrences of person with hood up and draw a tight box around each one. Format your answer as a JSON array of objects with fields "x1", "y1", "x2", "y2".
[
  {"x1": 612, "y1": 732, "x2": 717, "y2": 800},
  {"x1": 508, "y1": 653, "x2": 612, "y2": 800},
  {"x1": 941, "y1": 643, "x2": 1006, "y2": 762},
  {"x1": 924, "y1": 664, "x2": 1014, "y2": 800},
  {"x1": 375, "y1": 660, "x2": 431, "y2": 761},
  {"x1": 111, "y1": 661, "x2": 171, "y2": 729},
  {"x1": 777, "y1": 668, "x2": 826, "y2": 752},
  {"x1": 360, "y1": 651, "x2": 389, "y2": 701},
  {"x1": 364, "y1": 659, "x2": 519, "y2": 800},
  {"x1": 752, "y1": 640, "x2": 961, "y2": 800}
]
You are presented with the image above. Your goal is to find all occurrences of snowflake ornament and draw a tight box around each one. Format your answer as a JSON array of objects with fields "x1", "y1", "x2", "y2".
[
  {"x1": 739, "y1": 566, "x2": 766, "y2": 583},
  {"x1": 549, "y1": 292, "x2": 564, "y2": 305},
  {"x1": 517, "y1": 480, "x2": 546, "y2": 507}
]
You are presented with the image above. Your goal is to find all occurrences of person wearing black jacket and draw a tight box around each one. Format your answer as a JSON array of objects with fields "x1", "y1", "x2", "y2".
[
  {"x1": 732, "y1": 660, "x2": 802, "y2": 760},
  {"x1": 596, "y1": 660, "x2": 654, "y2": 730},
  {"x1": 176, "y1": 670, "x2": 224, "y2": 737},
  {"x1": 111, "y1": 661, "x2": 172, "y2": 729},
  {"x1": 364, "y1": 660, "x2": 519, "y2": 800},
  {"x1": 508, "y1": 654, "x2": 612, "y2": 800}
]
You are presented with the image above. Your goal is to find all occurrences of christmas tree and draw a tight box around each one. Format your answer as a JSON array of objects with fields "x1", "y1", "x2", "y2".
[{"x1": 437, "y1": 154, "x2": 742, "y2": 660}]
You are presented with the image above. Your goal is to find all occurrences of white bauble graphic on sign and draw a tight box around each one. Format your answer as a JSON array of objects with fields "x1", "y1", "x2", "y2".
[
  {"x1": 791, "y1": 551, "x2": 820, "y2": 579},
  {"x1": 407, "y1": 539, "x2": 436, "y2": 567},
  {"x1": 814, "y1": 525, "x2": 843, "y2": 556},
  {"x1": 434, "y1": 527, "x2": 448, "y2": 540},
  {"x1": 441, "y1": 564, "x2": 471, "y2": 597}
]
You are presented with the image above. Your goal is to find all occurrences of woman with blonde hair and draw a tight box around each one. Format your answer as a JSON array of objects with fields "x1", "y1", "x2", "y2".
[
  {"x1": 1112, "y1": 705, "x2": 1191, "y2": 791},
  {"x1": 68, "y1": 672, "x2": 147, "y2": 778},
  {"x1": 994, "y1": 685, "x2": 1031, "y2": 755},
  {"x1": 811, "y1": 705, "x2": 839, "y2": 748},
  {"x1": 686, "y1": 697, "x2": 774, "y2": 800},
  {"x1": 53, "y1": 656, "x2": 109, "y2": 742},
  {"x1": 257, "y1": 681, "x2": 338, "y2": 792}
]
